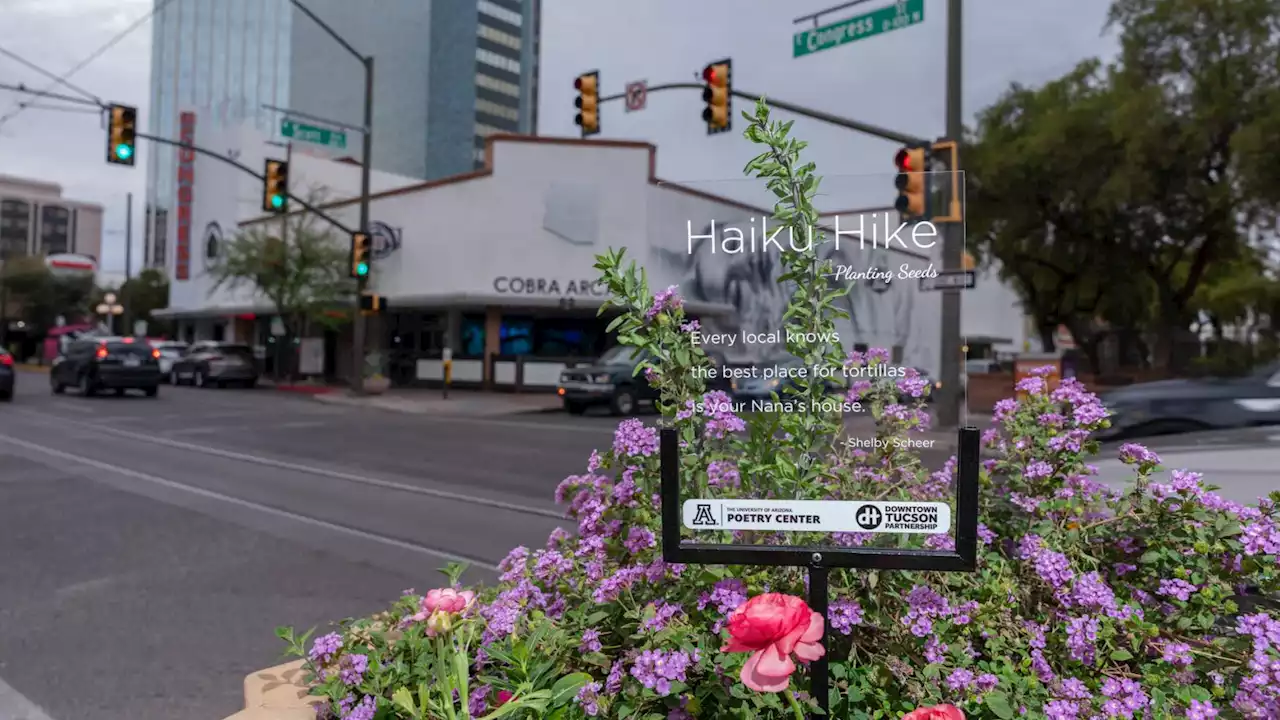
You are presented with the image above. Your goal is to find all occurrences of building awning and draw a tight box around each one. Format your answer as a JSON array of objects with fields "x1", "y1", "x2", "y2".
[{"x1": 153, "y1": 296, "x2": 738, "y2": 319}]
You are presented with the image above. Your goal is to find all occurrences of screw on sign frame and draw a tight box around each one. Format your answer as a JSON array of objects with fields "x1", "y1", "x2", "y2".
[{"x1": 659, "y1": 426, "x2": 981, "y2": 718}]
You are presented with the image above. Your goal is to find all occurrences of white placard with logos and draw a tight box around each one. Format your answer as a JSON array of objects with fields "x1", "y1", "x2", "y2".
[
  {"x1": 298, "y1": 337, "x2": 325, "y2": 375},
  {"x1": 270, "y1": 317, "x2": 286, "y2": 336},
  {"x1": 683, "y1": 499, "x2": 951, "y2": 534}
]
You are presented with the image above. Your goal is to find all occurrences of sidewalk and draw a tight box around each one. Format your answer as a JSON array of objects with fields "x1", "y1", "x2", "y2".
[{"x1": 314, "y1": 388, "x2": 563, "y2": 417}]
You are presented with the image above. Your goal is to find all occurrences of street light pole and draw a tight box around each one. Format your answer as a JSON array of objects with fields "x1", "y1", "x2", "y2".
[
  {"x1": 938, "y1": 0, "x2": 965, "y2": 428},
  {"x1": 286, "y1": 0, "x2": 374, "y2": 394}
]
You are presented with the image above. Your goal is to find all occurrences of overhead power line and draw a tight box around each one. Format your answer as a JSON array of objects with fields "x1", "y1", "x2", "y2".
[
  {"x1": 0, "y1": 45, "x2": 103, "y2": 106},
  {"x1": 0, "y1": 0, "x2": 184, "y2": 129}
]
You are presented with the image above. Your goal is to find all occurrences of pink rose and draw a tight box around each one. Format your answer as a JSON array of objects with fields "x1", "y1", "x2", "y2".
[
  {"x1": 423, "y1": 588, "x2": 475, "y2": 615},
  {"x1": 903, "y1": 705, "x2": 965, "y2": 720},
  {"x1": 721, "y1": 593, "x2": 824, "y2": 692}
]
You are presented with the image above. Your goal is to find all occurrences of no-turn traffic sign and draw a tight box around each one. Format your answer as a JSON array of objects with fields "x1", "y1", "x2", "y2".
[{"x1": 625, "y1": 81, "x2": 647, "y2": 112}]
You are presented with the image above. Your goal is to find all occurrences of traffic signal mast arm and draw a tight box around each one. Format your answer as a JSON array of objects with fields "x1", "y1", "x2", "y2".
[
  {"x1": 594, "y1": 82, "x2": 927, "y2": 146},
  {"x1": 132, "y1": 130, "x2": 354, "y2": 234}
]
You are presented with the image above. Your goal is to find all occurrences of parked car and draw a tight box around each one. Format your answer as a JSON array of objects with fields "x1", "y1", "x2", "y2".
[
  {"x1": 1098, "y1": 362, "x2": 1280, "y2": 440},
  {"x1": 50, "y1": 337, "x2": 161, "y2": 397},
  {"x1": 150, "y1": 340, "x2": 189, "y2": 380},
  {"x1": 169, "y1": 342, "x2": 259, "y2": 388},
  {"x1": 0, "y1": 348, "x2": 14, "y2": 401},
  {"x1": 557, "y1": 346, "x2": 731, "y2": 415}
]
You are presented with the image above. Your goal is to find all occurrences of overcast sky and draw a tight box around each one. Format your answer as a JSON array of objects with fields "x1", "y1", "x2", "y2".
[{"x1": 0, "y1": 0, "x2": 1119, "y2": 275}]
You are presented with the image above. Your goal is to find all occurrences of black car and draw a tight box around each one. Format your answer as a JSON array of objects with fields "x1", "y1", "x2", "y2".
[
  {"x1": 557, "y1": 346, "x2": 731, "y2": 415},
  {"x1": 1099, "y1": 363, "x2": 1280, "y2": 440},
  {"x1": 169, "y1": 342, "x2": 259, "y2": 388},
  {"x1": 0, "y1": 348, "x2": 14, "y2": 401},
  {"x1": 51, "y1": 337, "x2": 160, "y2": 397}
]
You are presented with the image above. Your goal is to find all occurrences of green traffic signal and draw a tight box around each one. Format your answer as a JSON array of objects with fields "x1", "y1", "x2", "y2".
[
  {"x1": 356, "y1": 262, "x2": 369, "y2": 276},
  {"x1": 270, "y1": 194, "x2": 284, "y2": 209},
  {"x1": 114, "y1": 143, "x2": 133, "y2": 160}
]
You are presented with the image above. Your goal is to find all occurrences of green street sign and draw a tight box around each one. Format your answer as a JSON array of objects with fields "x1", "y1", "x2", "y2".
[
  {"x1": 793, "y1": 0, "x2": 925, "y2": 58},
  {"x1": 280, "y1": 119, "x2": 348, "y2": 150}
]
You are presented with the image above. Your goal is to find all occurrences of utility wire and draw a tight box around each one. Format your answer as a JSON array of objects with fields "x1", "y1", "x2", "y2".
[
  {"x1": 0, "y1": 0, "x2": 184, "y2": 129},
  {"x1": 0, "y1": 45, "x2": 103, "y2": 106}
]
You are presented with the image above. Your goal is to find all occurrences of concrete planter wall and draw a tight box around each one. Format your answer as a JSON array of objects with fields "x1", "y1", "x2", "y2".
[{"x1": 223, "y1": 660, "x2": 320, "y2": 720}]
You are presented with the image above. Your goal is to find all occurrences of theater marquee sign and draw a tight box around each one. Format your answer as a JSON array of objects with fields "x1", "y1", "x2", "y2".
[{"x1": 492, "y1": 276, "x2": 607, "y2": 296}]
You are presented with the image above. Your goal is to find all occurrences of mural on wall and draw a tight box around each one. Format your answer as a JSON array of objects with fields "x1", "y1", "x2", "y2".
[{"x1": 649, "y1": 216, "x2": 922, "y2": 365}]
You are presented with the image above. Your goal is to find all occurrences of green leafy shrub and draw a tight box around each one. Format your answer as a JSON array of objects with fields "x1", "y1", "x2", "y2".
[{"x1": 280, "y1": 101, "x2": 1280, "y2": 719}]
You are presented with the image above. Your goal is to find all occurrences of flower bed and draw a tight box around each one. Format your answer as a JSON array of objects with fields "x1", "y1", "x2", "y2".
[{"x1": 274, "y1": 103, "x2": 1280, "y2": 719}]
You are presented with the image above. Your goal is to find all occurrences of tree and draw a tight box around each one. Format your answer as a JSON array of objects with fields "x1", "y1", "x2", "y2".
[
  {"x1": 0, "y1": 256, "x2": 94, "y2": 334},
  {"x1": 118, "y1": 268, "x2": 171, "y2": 337},
  {"x1": 207, "y1": 191, "x2": 354, "y2": 342},
  {"x1": 966, "y1": 60, "x2": 1141, "y2": 372},
  {"x1": 1102, "y1": 0, "x2": 1280, "y2": 366}
]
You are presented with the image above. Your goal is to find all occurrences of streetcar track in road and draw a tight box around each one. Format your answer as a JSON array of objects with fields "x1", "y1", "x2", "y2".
[
  {"x1": 9, "y1": 407, "x2": 568, "y2": 521},
  {"x1": 0, "y1": 434, "x2": 503, "y2": 572}
]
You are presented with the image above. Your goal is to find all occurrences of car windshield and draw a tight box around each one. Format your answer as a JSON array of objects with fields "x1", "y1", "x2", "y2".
[{"x1": 597, "y1": 346, "x2": 643, "y2": 366}]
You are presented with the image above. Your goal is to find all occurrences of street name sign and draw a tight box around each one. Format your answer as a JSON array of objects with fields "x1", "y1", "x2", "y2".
[
  {"x1": 793, "y1": 0, "x2": 925, "y2": 58},
  {"x1": 281, "y1": 119, "x2": 348, "y2": 150},
  {"x1": 920, "y1": 270, "x2": 976, "y2": 292}
]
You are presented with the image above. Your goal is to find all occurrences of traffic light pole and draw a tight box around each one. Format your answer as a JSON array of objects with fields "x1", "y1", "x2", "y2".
[
  {"x1": 131, "y1": 131, "x2": 354, "y2": 234},
  {"x1": 351, "y1": 56, "x2": 374, "y2": 395},
  {"x1": 597, "y1": 83, "x2": 927, "y2": 146},
  {"x1": 937, "y1": 0, "x2": 965, "y2": 428}
]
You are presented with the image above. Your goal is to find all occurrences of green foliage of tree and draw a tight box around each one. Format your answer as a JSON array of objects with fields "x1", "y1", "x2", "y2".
[
  {"x1": 967, "y1": 0, "x2": 1280, "y2": 370},
  {"x1": 207, "y1": 191, "x2": 354, "y2": 339},
  {"x1": 0, "y1": 255, "x2": 94, "y2": 333}
]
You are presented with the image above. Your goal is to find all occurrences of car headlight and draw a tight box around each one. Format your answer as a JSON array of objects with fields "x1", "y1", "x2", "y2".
[
  {"x1": 593, "y1": 373, "x2": 611, "y2": 383},
  {"x1": 934, "y1": 381, "x2": 943, "y2": 389},
  {"x1": 767, "y1": 378, "x2": 780, "y2": 389}
]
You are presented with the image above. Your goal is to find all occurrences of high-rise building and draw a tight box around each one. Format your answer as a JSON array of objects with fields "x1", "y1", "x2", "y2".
[{"x1": 143, "y1": 0, "x2": 540, "y2": 271}]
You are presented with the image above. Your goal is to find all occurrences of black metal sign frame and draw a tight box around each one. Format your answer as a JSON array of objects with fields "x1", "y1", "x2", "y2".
[{"x1": 659, "y1": 426, "x2": 981, "y2": 717}]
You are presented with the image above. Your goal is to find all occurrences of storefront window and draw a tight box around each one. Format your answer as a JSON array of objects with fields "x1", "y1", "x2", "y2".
[
  {"x1": 499, "y1": 318, "x2": 533, "y2": 355},
  {"x1": 461, "y1": 314, "x2": 485, "y2": 357}
]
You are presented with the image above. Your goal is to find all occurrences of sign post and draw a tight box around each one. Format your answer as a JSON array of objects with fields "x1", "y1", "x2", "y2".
[{"x1": 660, "y1": 426, "x2": 980, "y2": 717}]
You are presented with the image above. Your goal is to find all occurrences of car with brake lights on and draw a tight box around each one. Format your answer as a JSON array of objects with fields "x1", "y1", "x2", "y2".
[
  {"x1": 150, "y1": 340, "x2": 189, "y2": 380},
  {"x1": 50, "y1": 336, "x2": 161, "y2": 397},
  {"x1": 558, "y1": 345, "x2": 731, "y2": 415},
  {"x1": 0, "y1": 348, "x2": 14, "y2": 401}
]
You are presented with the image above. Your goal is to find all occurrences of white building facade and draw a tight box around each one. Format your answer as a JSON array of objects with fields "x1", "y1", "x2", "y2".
[{"x1": 163, "y1": 128, "x2": 1027, "y2": 388}]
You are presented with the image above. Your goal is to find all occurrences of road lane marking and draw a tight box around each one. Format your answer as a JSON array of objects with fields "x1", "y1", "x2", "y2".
[
  {"x1": 9, "y1": 408, "x2": 566, "y2": 520},
  {"x1": 0, "y1": 434, "x2": 502, "y2": 572},
  {"x1": 0, "y1": 674, "x2": 59, "y2": 720}
]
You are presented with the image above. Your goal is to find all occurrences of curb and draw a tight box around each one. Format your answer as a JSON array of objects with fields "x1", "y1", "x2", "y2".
[
  {"x1": 222, "y1": 660, "x2": 318, "y2": 720},
  {"x1": 271, "y1": 385, "x2": 337, "y2": 395},
  {"x1": 16, "y1": 364, "x2": 49, "y2": 373}
]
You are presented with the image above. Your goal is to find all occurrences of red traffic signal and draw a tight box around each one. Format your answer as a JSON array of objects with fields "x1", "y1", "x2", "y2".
[
  {"x1": 894, "y1": 146, "x2": 929, "y2": 218},
  {"x1": 701, "y1": 59, "x2": 732, "y2": 135}
]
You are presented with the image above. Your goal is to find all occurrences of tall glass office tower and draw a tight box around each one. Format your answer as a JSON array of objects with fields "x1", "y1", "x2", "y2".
[{"x1": 144, "y1": 0, "x2": 541, "y2": 271}]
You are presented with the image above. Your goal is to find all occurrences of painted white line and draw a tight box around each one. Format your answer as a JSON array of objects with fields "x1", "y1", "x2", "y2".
[
  {"x1": 0, "y1": 434, "x2": 501, "y2": 572},
  {"x1": 276, "y1": 420, "x2": 326, "y2": 429},
  {"x1": 11, "y1": 409, "x2": 565, "y2": 520},
  {"x1": 0, "y1": 674, "x2": 58, "y2": 720}
]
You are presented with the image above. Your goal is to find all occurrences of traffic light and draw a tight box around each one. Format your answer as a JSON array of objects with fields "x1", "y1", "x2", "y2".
[
  {"x1": 263, "y1": 159, "x2": 289, "y2": 213},
  {"x1": 106, "y1": 104, "x2": 137, "y2": 166},
  {"x1": 894, "y1": 145, "x2": 929, "y2": 220},
  {"x1": 701, "y1": 59, "x2": 732, "y2": 135},
  {"x1": 359, "y1": 293, "x2": 387, "y2": 314},
  {"x1": 350, "y1": 232, "x2": 371, "y2": 279},
  {"x1": 574, "y1": 71, "x2": 600, "y2": 137},
  {"x1": 930, "y1": 139, "x2": 963, "y2": 223}
]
